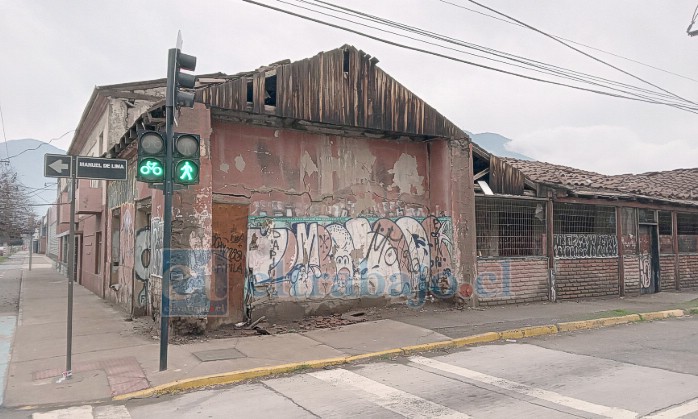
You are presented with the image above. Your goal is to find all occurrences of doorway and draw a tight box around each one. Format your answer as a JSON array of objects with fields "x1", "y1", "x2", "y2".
[
  {"x1": 639, "y1": 224, "x2": 660, "y2": 294},
  {"x1": 211, "y1": 203, "x2": 248, "y2": 324}
]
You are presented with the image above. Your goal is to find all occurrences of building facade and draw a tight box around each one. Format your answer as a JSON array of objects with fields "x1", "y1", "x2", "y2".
[
  {"x1": 100, "y1": 46, "x2": 476, "y2": 328},
  {"x1": 472, "y1": 148, "x2": 698, "y2": 305}
]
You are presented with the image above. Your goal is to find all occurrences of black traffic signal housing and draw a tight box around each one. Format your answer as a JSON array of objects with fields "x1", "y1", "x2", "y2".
[
  {"x1": 172, "y1": 133, "x2": 200, "y2": 185},
  {"x1": 168, "y1": 49, "x2": 197, "y2": 108},
  {"x1": 137, "y1": 130, "x2": 166, "y2": 183}
]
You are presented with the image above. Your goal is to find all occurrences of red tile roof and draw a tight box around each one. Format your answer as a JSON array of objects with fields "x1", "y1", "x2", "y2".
[{"x1": 503, "y1": 158, "x2": 698, "y2": 203}]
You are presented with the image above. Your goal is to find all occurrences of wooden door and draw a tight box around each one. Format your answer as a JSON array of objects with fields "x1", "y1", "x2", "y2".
[{"x1": 212, "y1": 203, "x2": 248, "y2": 322}]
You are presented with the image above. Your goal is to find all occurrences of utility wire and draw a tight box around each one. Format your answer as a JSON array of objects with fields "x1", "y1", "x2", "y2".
[
  {"x1": 5, "y1": 130, "x2": 74, "y2": 160},
  {"x1": 463, "y1": 0, "x2": 698, "y2": 106},
  {"x1": 0, "y1": 102, "x2": 9, "y2": 159},
  {"x1": 438, "y1": 0, "x2": 698, "y2": 84},
  {"x1": 244, "y1": 0, "x2": 698, "y2": 113},
  {"x1": 300, "y1": 0, "x2": 695, "y2": 108}
]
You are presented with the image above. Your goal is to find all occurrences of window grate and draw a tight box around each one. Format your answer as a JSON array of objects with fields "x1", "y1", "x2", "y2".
[{"x1": 475, "y1": 197, "x2": 546, "y2": 257}]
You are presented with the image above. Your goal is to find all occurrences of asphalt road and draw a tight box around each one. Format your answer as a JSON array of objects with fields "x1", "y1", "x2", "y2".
[{"x1": 24, "y1": 315, "x2": 698, "y2": 419}]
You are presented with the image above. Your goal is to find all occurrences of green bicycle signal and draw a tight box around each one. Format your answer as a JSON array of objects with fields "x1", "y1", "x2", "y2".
[{"x1": 138, "y1": 158, "x2": 165, "y2": 182}]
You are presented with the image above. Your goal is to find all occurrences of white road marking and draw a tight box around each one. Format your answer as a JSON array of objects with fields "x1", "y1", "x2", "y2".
[
  {"x1": 310, "y1": 368, "x2": 470, "y2": 418},
  {"x1": 94, "y1": 405, "x2": 131, "y2": 419},
  {"x1": 644, "y1": 397, "x2": 698, "y2": 418},
  {"x1": 33, "y1": 405, "x2": 93, "y2": 419},
  {"x1": 410, "y1": 356, "x2": 638, "y2": 419}
]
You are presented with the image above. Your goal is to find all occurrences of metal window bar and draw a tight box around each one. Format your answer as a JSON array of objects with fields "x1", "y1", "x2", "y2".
[
  {"x1": 553, "y1": 203, "x2": 616, "y2": 234},
  {"x1": 475, "y1": 197, "x2": 546, "y2": 257},
  {"x1": 677, "y1": 212, "x2": 698, "y2": 253},
  {"x1": 658, "y1": 211, "x2": 673, "y2": 254}
]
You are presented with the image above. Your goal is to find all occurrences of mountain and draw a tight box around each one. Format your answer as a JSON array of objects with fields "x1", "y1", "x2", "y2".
[
  {"x1": 0, "y1": 139, "x2": 66, "y2": 209},
  {"x1": 468, "y1": 132, "x2": 533, "y2": 161}
]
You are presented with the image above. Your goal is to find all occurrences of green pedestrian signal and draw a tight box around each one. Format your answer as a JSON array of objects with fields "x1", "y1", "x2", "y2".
[
  {"x1": 137, "y1": 131, "x2": 166, "y2": 183},
  {"x1": 173, "y1": 133, "x2": 200, "y2": 185},
  {"x1": 175, "y1": 160, "x2": 199, "y2": 184}
]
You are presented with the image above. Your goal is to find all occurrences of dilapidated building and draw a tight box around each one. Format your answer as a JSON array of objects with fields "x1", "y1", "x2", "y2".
[
  {"x1": 102, "y1": 46, "x2": 476, "y2": 327},
  {"x1": 472, "y1": 147, "x2": 698, "y2": 305}
]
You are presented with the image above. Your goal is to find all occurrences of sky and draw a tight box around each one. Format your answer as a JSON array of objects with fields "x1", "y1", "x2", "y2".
[{"x1": 1, "y1": 0, "x2": 697, "y2": 175}]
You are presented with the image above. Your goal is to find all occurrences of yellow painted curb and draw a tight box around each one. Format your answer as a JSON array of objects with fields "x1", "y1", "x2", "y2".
[
  {"x1": 557, "y1": 319, "x2": 603, "y2": 332},
  {"x1": 451, "y1": 332, "x2": 500, "y2": 347},
  {"x1": 499, "y1": 329, "x2": 524, "y2": 340},
  {"x1": 400, "y1": 340, "x2": 457, "y2": 354},
  {"x1": 639, "y1": 309, "x2": 685, "y2": 321},
  {"x1": 521, "y1": 325, "x2": 559, "y2": 337},
  {"x1": 345, "y1": 349, "x2": 403, "y2": 362},
  {"x1": 113, "y1": 309, "x2": 687, "y2": 402},
  {"x1": 597, "y1": 314, "x2": 641, "y2": 327}
]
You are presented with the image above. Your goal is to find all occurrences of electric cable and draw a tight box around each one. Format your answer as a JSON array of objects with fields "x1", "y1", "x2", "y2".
[{"x1": 243, "y1": 0, "x2": 698, "y2": 114}]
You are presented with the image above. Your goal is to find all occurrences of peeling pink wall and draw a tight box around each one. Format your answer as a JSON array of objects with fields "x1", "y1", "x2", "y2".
[{"x1": 211, "y1": 122, "x2": 432, "y2": 218}]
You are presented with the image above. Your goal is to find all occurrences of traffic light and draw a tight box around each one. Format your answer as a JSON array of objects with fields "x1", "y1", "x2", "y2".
[
  {"x1": 168, "y1": 49, "x2": 197, "y2": 108},
  {"x1": 137, "y1": 130, "x2": 166, "y2": 183},
  {"x1": 172, "y1": 133, "x2": 200, "y2": 185}
]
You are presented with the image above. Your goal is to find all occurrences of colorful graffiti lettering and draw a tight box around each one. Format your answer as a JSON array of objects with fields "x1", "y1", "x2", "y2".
[{"x1": 245, "y1": 216, "x2": 455, "y2": 305}]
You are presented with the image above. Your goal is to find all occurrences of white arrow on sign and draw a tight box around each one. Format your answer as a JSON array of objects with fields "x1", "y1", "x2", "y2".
[{"x1": 49, "y1": 159, "x2": 69, "y2": 173}]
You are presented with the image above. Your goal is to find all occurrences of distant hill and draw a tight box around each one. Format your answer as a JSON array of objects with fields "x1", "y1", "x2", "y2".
[
  {"x1": 0, "y1": 139, "x2": 65, "y2": 209},
  {"x1": 468, "y1": 132, "x2": 533, "y2": 161}
]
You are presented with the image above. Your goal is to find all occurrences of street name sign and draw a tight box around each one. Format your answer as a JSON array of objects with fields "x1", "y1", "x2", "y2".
[
  {"x1": 76, "y1": 157, "x2": 128, "y2": 180},
  {"x1": 44, "y1": 154, "x2": 72, "y2": 178}
]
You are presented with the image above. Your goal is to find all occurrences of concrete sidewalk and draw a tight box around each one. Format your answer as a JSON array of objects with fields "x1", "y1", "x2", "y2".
[{"x1": 4, "y1": 252, "x2": 698, "y2": 408}]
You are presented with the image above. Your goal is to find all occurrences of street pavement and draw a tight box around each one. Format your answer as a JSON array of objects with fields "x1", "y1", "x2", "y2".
[
  {"x1": 28, "y1": 316, "x2": 698, "y2": 418},
  {"x1": 1, "y1": 251, "x2": 698, "y2": 417},
  {"x1": 0, "y1": 251, "x2": 23, "y2": 406}
]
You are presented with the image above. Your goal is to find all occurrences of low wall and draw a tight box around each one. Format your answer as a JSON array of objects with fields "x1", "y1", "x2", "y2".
[
  {"x1": 555, "y1": 258, "x2": 619, "y2": 299},
  {"x1": 476, "y1": 257, "x2": 549, "y2": 305}
]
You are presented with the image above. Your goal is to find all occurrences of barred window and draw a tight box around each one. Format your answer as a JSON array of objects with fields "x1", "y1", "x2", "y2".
[
  {"x1": 659, "y1": 211, "x2": 673, "y2": 254},
  {"x1": 620, "y1": 207, "x2": 637, "y2": 254},
  {"x1": 475, "y1": 197, "x2": 546, "y2": 257},
  {"x1": 554, "y1": 203, "x2": 616, "y2": 234},
  {"x1": 553, "y1": 203, "x2": 617, "y2": 258},
  {"x1": 677, "y1": 212, "x2": 698, "y2": 253}
]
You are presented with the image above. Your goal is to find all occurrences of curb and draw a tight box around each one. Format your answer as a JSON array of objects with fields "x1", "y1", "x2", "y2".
[{"x1": 113, "y1": 308, "x2": 692, "y2": 401}]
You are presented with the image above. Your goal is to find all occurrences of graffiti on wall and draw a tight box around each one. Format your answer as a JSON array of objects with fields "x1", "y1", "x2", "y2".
[
  {"x1": 246, "y1": 216, "x2": 454, "y2": 305},
  {"x1": 169, "y1": 249, "x2": 212, "y2": 316},
  {"x1": 133, "y1": 218, "x2": 164, "y2": 310},
  {"x1": 475, "y1": 260, "x2": 511, "y2": 298},
  {"x1": 554, "y1": 234, "x2": 618, "y2": 259},
  {"x1": 640, "y1": 254, "x2": 651, "y2": 289}
]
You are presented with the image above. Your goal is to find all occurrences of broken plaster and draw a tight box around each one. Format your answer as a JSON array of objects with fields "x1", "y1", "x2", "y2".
[
  {"x1": 389, "y1": 153, "x2": 425, "y2": 195},
  {"x1": 235, "y1": 155, "x2": 246, "y2": 172}
]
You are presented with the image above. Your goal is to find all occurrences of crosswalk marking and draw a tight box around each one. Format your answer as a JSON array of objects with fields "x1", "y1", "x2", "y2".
[
  {"x1": 409, "y1": 356, "x2": 638, "y2": 419},
  {"x1": 94, "y1": 405, "x2": 131, "y2": 419},
  {"x1": 644, "y1": 397, "x2": 698, "y2": 418},
  {"x1": 32, "y1": 405, "x2": 131, "y2": 419},
  {"x1": 310, "y1": 368, "x2": 470, "y2": 418},
  {"x1": 33, "y1": 405, "x2": 94, "y2": 419}
]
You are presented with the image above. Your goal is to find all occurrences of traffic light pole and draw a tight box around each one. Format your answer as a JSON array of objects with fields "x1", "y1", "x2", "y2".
[
  {"x1": 65, "y1": 160, "x2": 76, "y2": 380},
  {"x1": 159, "y1": 48, "x2": 177, "y2": 371}
]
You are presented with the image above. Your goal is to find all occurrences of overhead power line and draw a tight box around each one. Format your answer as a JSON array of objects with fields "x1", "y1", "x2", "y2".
[
  {"x1": 438, "y1": 0, "x2": 698, "y2": 84},
  {"x1": 0, "y1": 102, "x2": 9, "y2": 159},
  {"x1": 298, "y1": 0, "x2": 696, "y2": 109},
  {"x1": 4, "y1": 130, "x2": 74, "y2": 160},
  {"x1": 462, "y1": 0, "x2": 697, "y2": 106},
  {"x1": 244, "y1": 0, "x2": 698, "y2": 114}
]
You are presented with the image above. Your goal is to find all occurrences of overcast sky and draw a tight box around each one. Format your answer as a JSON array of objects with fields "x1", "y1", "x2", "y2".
[{"x1": 1, "y1": 0, "x2": 697, "y2": 175}]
